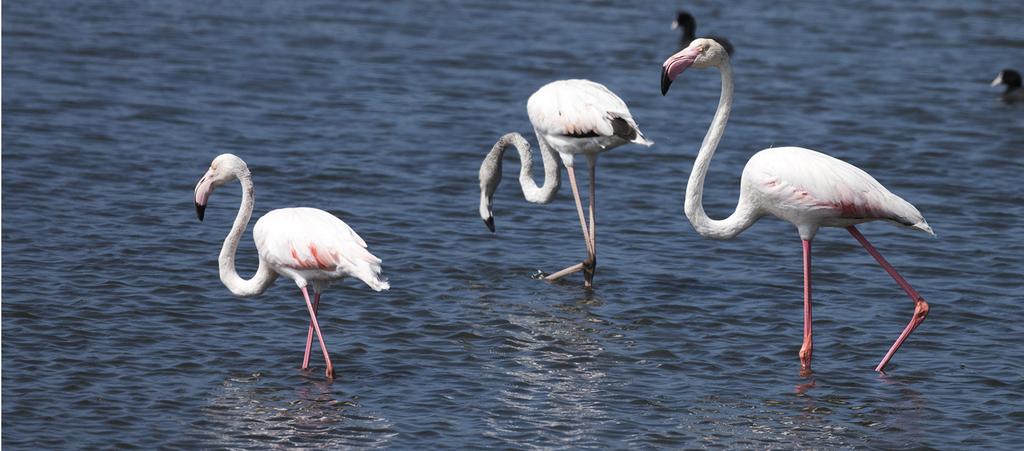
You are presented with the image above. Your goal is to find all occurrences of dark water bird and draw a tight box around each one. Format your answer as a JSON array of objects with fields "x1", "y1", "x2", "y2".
[
  {"x1": 672, "y1": 10, "x2": 734, "y2": 56},
  {"x1": 478, "y1": 79, "x2": 652, "y2": 287},
  {"x1": 661, "y1": 39, "x2": 934, "y2": 375},
  {"x1": 991, "y1": 69, "x2": 1023, "y2": 101},
  {"x1": 193, "y1": 154, "x2": 389, "y2": 379}
]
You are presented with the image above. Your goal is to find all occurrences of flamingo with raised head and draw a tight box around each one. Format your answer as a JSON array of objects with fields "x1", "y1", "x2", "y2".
[
  {"x1": 193, "y1": 154, "x2": 389, "y2": 379},
  {"x1": 661, "y1": 39, "x2": 934, "y2": 374},
  {"x1": 479, "y1": 79, "x2": 652, "y2": 287}
]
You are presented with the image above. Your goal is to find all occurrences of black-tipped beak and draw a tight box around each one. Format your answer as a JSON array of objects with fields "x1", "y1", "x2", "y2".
[
  {"x1": 483, "y1": 216, "x2": 495, "y2": 233},
  {"x1": 195, "y1": 202, "x2": 206, "y2": 221},
  {"x1": 661, "y1": 68, "x2": 672, "y2": 96}
]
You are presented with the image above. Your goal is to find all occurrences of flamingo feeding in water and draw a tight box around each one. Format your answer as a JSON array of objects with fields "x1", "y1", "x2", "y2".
[
  {"x1": 479, "y1": 79, "x2": 652, "y2": 287},
  {"x1": 661, "y1": 39, "x2": 934, "y2": 373},
  {"x1": 193, "y1": 154, "x2": 389, "y2": 379}
]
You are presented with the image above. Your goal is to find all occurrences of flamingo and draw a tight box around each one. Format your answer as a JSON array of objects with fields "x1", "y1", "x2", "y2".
[
  {"x1": 479, "y1": 79, "x2": 652, "y2": 287},
  {"x1": 193, "y1": 154, "x2": 389, "y2": 379},
  {"x1": 660, "y1": 39, "x2": 934, "y2": 374}
]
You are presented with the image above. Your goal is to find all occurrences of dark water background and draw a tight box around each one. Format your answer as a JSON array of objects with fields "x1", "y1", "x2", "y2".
[{"x1": 4, "y1": 0, "x2": 1023, "y2": 448}]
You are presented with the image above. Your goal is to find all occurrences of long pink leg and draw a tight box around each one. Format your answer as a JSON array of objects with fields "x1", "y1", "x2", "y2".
[
  {"x1": 847, "y1": 226, "x2": 930, "y2": 372},
  {"x1": 300, "y1": 286, "x2": 334, "y2": 379},
  {"x1": 546, "y1": 165, "x2": 594, "y2": 283},
  {"x1": 544, "y1": 262, "x2": 585, "y2": 281},
  {"x1": 799, "y1": 240, "x2": 813, "y2": 375},
  {"x1": 301, "y1": 290, "x2": 321, "y2": 369},
  {"x1": 566, "y1": 165, "x2": 594, "y2": 256}
]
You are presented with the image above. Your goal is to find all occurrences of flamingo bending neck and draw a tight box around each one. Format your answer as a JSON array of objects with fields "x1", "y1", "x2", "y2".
[
  {"x1": 478, "y1": 132, "x2": 561, "y2": 230},
  {"x1": 684, "y1": 59, "x2": 760, "y2": 240},
  {"x1": 217, "y1": 165, "x2": 278, "y2": 297}
]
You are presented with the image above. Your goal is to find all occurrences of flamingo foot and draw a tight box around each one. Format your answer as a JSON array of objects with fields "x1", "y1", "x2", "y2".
[
  {"x1": 325, "y1": 363, "x2": 335, "y2": 380},
  {"x1": 582, "y1": 256, "x2": 596, "y2": 287},
  {"x1": 799, "y1": 345, "x2": 812, "y2": 376}
]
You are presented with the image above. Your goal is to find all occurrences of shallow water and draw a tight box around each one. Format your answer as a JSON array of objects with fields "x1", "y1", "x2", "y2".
[{"x1": 3, "y1": 0, "x2": 1023, "y2": 448}]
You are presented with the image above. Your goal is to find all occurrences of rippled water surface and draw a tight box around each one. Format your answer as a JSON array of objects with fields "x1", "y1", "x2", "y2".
[{"x1": 4, "y1": 0, "x2": 1023, "y2": 448}]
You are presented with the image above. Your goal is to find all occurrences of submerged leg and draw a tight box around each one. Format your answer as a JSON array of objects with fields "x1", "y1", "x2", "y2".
[
  {"x1": 300, "y1": 286, "x2": 334, "y2": 379},
  {"x1": 301, "y1": 290, "x2": 321, "y2": 370},
  {"x1": 847, "y1": 226, "x2": 930, "y2": 372},
  {"x1": 583, "y1": 155, "x2": 597, "y2": 287},
  {"x1": 799, "y1": 239, "x2": 813, "y2": 376}
]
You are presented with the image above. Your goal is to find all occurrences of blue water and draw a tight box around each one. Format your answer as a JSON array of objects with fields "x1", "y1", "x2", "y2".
[{"x1": 3, "y1": 0, "x2": 1023, "y2": 448}]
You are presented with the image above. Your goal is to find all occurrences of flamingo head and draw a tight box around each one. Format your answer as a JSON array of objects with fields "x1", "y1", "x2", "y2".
[
  {"x1": 194, "y1": 153, "x2": 247, "y2": 221},
  {"x1": 661, "y1": 38, "x2": 729, "y2": 95}
]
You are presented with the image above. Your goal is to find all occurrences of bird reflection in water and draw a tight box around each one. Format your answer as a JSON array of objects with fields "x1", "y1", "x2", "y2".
[
  {"x1": 486, "y1": 292, "x2": 610, "y2": 443},
  {"x1": 796, "y1": 377, "x2": 816, "y2": 394},
  {"x1": 194, "y1": 373, "x2": 396, "y2": 448}
]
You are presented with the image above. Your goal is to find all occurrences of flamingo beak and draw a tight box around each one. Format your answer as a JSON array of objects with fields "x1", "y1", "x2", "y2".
[
  {"x1": 194, "y1": 169, "x2": 215, "y2": 221},
  {"x1": 661, "y1": 46, "x2": 701, "y2": 95},
  {"x1": 661, "y1": 68, "x2": 673, "y2": 96},
  {"x1": 483, "y1": 216, "x2": 495, "y2": 233}
]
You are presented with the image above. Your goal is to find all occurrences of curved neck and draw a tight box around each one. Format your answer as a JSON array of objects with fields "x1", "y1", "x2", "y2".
[
  {"x1": 523, "y1": 131, "x2": 562, "y2": 201},
  {"x1": 479, "y1": 132, "x2": 561, "y2": 221},
  {"x1": 219, "y1": 169, "x2": 278, "y2": 296},
  {"x1": 683, "y1": 60, "x2": 759, "y2": 240}
]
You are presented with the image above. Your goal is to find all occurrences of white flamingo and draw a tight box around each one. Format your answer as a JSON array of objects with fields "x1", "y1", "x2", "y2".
[
  {"x1": 661, "y1": 39, "x2": 934, "y2": 373},
  {"x1": 479, "y1": 79, "x2": 652, "y2": 287},
  {"x1": 193, "y1": 154, "x2": 389, "y2": 379}
]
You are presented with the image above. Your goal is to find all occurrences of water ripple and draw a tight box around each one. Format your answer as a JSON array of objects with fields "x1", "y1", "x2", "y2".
[{"x1": 4, "y1": 0, "x2": 1024, "y2": 448}]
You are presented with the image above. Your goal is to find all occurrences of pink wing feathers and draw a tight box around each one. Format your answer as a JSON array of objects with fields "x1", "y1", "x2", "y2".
[
  {"x1": 254, "y1": 207, "x2": 390, "y2": 291},
  {"x1": 744, "y1": 147, "x2": 933, "y2": 234}
]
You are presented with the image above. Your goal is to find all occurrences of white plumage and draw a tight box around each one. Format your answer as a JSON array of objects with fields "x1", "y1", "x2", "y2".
[
  {"x1": 255, "y1": 207, "x2": 389, "y2": 292},
  {"x1": 662, "y1": 39, "x2": 933, "y2": 374},
  {"x1": 527, "y1": 79, "x2": 652, "y2": 161},
  {"x1": 193, "y1": 153, "x2": 387, "y2": 379},
  {"x1": 479, "y1": 79, "x2": 651, "y2": 286},
  {"x1": 742, "y1": 147, "x2": 932, "y2": 238}
]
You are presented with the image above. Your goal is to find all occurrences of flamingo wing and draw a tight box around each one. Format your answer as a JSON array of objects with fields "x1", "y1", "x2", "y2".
[
  {"x1": 527, "y1": 79, "x2": 651, "y2": 145},
  {"x1": 745, "y1": 147, "x2": 932, "y2": 233},
  {"x1": 254, "y1": 207, "x2": 389, "y2": 291}
]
